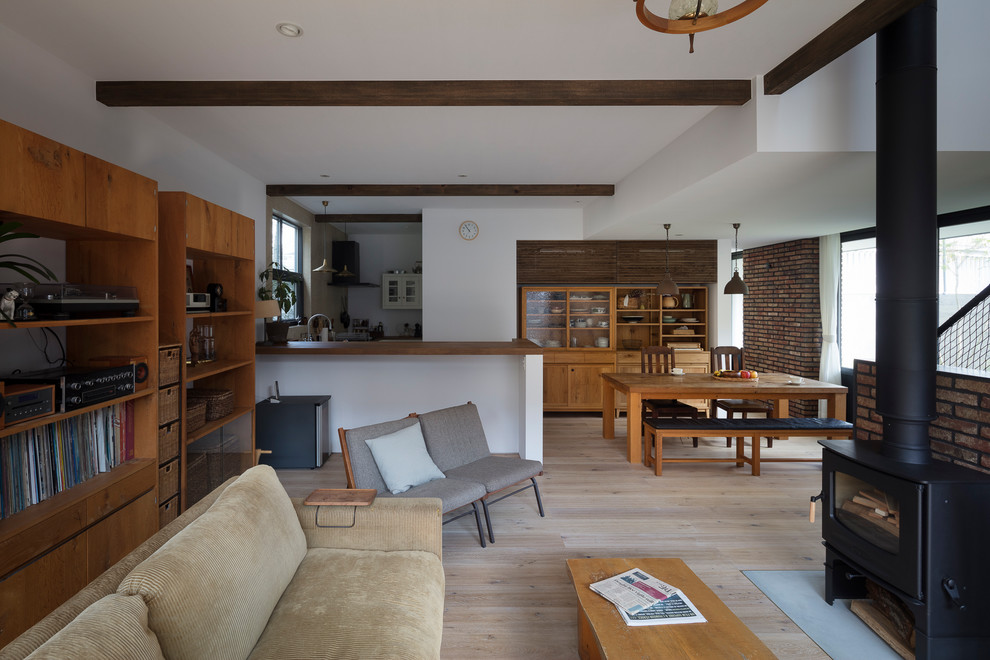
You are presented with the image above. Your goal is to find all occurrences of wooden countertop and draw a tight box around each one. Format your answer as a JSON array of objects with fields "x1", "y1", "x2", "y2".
[{"x1": 256, "y1": 338, "x2": 542, "y2": 356}]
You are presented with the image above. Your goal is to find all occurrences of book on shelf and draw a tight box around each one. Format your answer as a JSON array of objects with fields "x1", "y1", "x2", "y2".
[
  {"x1": 590, "y1": 567, "x2": 707, "y2": 627},
  {"x1": 0, "y1": 402, "x2": 130, "y2": 520}
]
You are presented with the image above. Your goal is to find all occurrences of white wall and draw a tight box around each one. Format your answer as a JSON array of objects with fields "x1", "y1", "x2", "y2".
[{"x1": 422, "y1": 208, "x2": 583, "y2": 341}]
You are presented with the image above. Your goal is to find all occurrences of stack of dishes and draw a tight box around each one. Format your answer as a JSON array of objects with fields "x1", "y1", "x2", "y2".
[
  {"x1": 543, "y1": 339, "x2": 561, "y2": 348},
  {"x1": 683, "y1": 317, "x2": 698, "y2": 323},
  {"x1": 662, "y1": 316, "x2": 675, "y2": 322}
]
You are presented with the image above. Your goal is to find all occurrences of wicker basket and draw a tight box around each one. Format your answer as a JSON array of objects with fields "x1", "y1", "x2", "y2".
[
  {"x1": 158, "y1": 385, "x2": 180, "y2": 425},
  {"x1": 158, "y1": 421, "x2": 180, "y2": 463},
  {"x1": 187, "y1": 388, "x2": 234, "y2": 421},
  {"x1": 159, "y1": 496, "x2": 179, "y2": 528},
  {"x1": 159, "y1": 345, "x2": 182, "y2": 387},
  {"x1": 186, "y1": 400, "x2": 207, "y2": 433},
  {"x1": 158, "y1": 459, "x2": 179, "y2": 500}
]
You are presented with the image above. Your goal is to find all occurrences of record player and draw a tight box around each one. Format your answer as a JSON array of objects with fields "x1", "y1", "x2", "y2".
[{"x1": 3, "y1": 282, "x2": 140, "y2": 319}]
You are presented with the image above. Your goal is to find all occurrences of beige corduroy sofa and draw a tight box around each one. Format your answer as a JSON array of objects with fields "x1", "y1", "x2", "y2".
[{"x1": 0, "y1": 465, "x2": 445, "y2": 660}]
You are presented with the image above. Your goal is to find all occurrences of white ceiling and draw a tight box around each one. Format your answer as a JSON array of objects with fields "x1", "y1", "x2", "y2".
[{"x1": 2, "y1": 0, "x2": 988, "y2": 247}]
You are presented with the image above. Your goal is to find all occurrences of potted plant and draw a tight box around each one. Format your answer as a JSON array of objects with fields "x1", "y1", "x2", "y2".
[
  {"x1": 257, "y1": 261, "x2": 297, "y2": 344},
  {"x1": 1, "y1": 221, "x2": 57, "y2": 325}
]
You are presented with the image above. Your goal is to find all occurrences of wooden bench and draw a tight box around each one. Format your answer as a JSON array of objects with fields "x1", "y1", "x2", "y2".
[{"x1": 643, "y1": 417, "x2": 854, "y2": 476}]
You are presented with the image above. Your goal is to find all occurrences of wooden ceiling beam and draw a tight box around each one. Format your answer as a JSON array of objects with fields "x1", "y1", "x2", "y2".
[
  {"x1": 96, "y1": 80, "x2": 751, "y2": 107},
  {"x1": 267, "y1": 184, "x2": 614, "y2": 197},
  {"x1": 316, "y1": 214, "x2": 422, "y2": 223},
  {"x1": 764, "y1": 0, "x2": 927, "y2": 95}
]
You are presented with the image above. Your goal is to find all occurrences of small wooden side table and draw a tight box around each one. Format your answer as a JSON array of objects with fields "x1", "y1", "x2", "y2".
[
  {"x1": 566, "y1": 557, "x2": 775, "y2": 659},
  {"x1": 304, "y1": 489, "x2": 377, "y2": 528}
]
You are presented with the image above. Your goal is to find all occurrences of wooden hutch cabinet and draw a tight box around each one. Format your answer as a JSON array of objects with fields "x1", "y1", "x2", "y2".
[
  {"x1": 521, "y1": 284, "x2": 711, "y2": 412},
  {"x1": 0, "y1": 119, "x2": 160, "y2": 645}
]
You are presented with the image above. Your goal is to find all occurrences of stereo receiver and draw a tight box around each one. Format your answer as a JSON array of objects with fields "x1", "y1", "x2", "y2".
[{"x1": 5, "y1": 365, "x2": 136, "y2": 412}]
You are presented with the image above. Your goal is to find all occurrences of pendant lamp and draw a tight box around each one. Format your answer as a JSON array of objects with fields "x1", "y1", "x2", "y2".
[
  {"x1": 723, "y1": 222, "x2": 749, "y2": 295},
  {"x1": 313, "y1": 201, "x2": 338, "y2": 273},
  {"x1": 635, "y1": 0, "x2": 769, "y2": 53},
  {"x1": 656, "y1": 223, "x2": 679, "y2": 297},
  {"x1": 336, "y1": 219, "x2": 355, "y2": 278}
]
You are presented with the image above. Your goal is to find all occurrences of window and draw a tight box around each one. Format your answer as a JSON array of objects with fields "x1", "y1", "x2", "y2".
[
  {"x1": 838, "y1": 219, "x2": 990, "y2": 369},
  {"x1": 271, "y1": 213, "x2": 303, "y2": 321}
]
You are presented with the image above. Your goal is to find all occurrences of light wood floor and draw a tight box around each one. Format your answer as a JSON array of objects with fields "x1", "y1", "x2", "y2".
[{"x1": 276, "y1": 414, "x2": 832, "y2": 659}]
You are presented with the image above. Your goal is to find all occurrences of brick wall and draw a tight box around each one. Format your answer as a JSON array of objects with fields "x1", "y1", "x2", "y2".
[
  {"x1": 854, "y1": 359, "x2": 990, "y2": 473},
  {"x1": 743, "y1": 238, "x2": 822, "y2": 416}
]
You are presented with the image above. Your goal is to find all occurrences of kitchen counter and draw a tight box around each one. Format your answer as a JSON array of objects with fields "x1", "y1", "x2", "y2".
[
  {"x1": 255, "y1": 338, "x2": 544, "y2": 461},
  {"x1": 256, "y1": 338, "x2": 541, "y2": 356}
]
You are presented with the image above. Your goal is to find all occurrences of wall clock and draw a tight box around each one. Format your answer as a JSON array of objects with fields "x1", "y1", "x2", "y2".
[{"x1": 459, "y1": 220, "x2": 479, "y2": 241}]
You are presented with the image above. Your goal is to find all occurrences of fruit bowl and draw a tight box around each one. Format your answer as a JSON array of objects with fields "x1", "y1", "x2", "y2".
[{"x1": 712, "y1": 370, "x2": 759, "y2": 381}]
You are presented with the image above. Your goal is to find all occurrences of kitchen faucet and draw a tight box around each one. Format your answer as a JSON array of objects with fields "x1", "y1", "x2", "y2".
[{"x1": 307, "y1": 313, "x2": 333, "y2": 341}]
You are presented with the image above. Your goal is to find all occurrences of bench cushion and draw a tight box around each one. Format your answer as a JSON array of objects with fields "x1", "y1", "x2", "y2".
[
  {"x1": 645, "y1": 417, "x2": 853, "y2": 432},
  {"x1": 378, "y1": 476, "x2": 486, "y2": 514}
]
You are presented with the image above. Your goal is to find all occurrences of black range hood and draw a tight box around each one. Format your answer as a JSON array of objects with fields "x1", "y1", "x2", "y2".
[{"x1": 328, "y1": 241, "x2": 379, "y2": 287}]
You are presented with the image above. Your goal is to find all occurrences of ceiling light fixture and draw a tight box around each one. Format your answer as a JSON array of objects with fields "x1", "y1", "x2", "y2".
[
  {"x1": 634, "y1": 0, "x2": 769, "y2": 53},
  {"x1": 656, "y1": 223, "x2": 679, "y2": 298},
  {"x1": 275, "y1": 22, "x2": 303, "y2": 38},
  {"x1": 313, "y1": 201, "x2": 337, "y2": 273},
  {"x1": 723, "y1": 222, "x2": 749, "y2": 295}
]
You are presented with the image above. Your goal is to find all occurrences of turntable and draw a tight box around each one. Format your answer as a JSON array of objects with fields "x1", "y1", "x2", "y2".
[{"x1": 3, "y1": 282, "x2": 140, "y2": 319}]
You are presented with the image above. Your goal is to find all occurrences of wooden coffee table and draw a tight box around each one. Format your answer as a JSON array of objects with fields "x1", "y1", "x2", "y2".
[{"x1": 566, "y1": 557, "x2": 775, "y2": 659}]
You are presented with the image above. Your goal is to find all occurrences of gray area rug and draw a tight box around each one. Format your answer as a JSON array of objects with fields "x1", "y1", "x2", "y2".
[{"x1": 743, "y1": 570, "x2": 901, "y2": 660}]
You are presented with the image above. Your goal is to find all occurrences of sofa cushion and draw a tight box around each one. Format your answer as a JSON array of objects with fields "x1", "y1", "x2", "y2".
[
  {"x1": 248, "y1": 548, "x2": 444, "y2": 660},
  {"x1": 444, "y1": 455, "x2": 543, "y2": 493},
  {"x1": 24, "y1": 594, "x2": 163, "y2": 660},
  {"x1": 378, "y1": 476, "x2": 486, "y2": 514},
  {"x1": 417, "y1": 402, "x2": 492, "y2": 471},
  {"x1": 117, "y1": 465, "x2": 307, "y2": 660},
  {"x1": 342, "y1": 415, "x2": 420, "y2": 492},
  {"x1": 365, "y1": 421, "x2": 446, "y2": 494}
]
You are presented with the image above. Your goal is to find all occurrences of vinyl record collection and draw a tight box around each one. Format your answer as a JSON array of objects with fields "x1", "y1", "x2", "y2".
[{"x1": 1, "y1": 401, "x2": 134, "y2": 520}]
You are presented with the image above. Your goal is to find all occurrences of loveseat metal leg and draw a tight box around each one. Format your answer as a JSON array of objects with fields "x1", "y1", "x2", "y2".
[
  {"x1": 481, "y1": 499, "x2": 495, "y2": 543},
  {"x1": 531, "y1": 478, "x2": 545, "y2": 517},
  {"x1": 472, "y1": 501, "x2": 487, "y2": 548}
]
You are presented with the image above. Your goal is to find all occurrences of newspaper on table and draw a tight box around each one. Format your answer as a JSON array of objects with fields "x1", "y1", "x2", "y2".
[{"x1": 590, "y1": 567, "x2": 707, "y2": 626}]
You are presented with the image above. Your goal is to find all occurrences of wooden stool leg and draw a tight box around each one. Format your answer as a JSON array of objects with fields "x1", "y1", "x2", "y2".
[
  {"x1": 735, "y1": 433, "x2": 745, "y2": 467},
  {"x1": 751, "y1": 436, "x2": 761, "y2": 476},
  {"x1": 643, "y1": 426, "x2": 653, "y2": 467},
  {"x1": 654, "y1": 432, "x2": 663, "y2": 476}
]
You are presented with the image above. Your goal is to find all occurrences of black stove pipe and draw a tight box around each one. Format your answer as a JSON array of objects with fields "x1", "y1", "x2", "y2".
[{"x1": 875, "y1": 1, "x2": 938, "y2": 464}]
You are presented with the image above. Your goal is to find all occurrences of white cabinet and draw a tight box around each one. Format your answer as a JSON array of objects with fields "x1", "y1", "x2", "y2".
[{"x1": 382, "y1": 274, "x2": 422, "y2": 309}]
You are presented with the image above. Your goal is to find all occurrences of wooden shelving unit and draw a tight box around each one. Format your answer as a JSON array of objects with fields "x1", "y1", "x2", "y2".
[
  {"x1": 0, "y1": 118, "x2": 160, "y2": 646},
  {"x1": 158, "y1": 191, "x2": 255, "y2": 513}
]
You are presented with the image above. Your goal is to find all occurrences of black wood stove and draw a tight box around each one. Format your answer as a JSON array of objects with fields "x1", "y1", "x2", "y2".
[{"x1": 819, "y1": 3, "x2": 990, "y2": 656}]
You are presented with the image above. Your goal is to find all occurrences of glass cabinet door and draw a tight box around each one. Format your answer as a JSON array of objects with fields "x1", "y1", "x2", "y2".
[
  {"x1": 567, "y1": 288, "x2": 612, "y2": 349},
  {"x1": 523, "y1": 289, "x2": 567, "y2": 348}
]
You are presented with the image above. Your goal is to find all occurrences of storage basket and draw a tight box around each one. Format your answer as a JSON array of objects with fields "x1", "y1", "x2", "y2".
[
  {"x1": 158, "y1": 459, "x2": 179, "y2": 500},
  {"x1": 187, "y1": 388, "x2": 234, "y2": 421},
  {"x1": 159, "y1": 345, "x2": 182, "y2": 387},
  {"x1": 186, "y1": 400, "x2": 207, "y2": 433},
  {"x1": 159, "y1": 496, "x2": 179, "y2": 528},
  {"x1": 158, "y1": 421, "x2": 180, "y2": 463},
  {"x1": 158, "y1": 385, "x2": 180, "y2": 425}
]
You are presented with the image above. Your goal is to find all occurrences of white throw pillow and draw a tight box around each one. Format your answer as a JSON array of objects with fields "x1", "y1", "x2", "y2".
[{"x1": 365, "y1": 421, "x2": 446, "y2": 494}]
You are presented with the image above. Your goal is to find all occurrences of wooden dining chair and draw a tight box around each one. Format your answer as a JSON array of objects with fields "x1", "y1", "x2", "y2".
[
  {"x1": 710, "y1": 346, "x2": 774, "y2": 448},
  {"x1": 641, "y1": 346, "x2": 700, "y2": 463}
]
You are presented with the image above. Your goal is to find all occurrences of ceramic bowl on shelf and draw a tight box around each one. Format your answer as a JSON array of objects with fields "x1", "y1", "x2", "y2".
[
  {"x1": 591, "y1": 307, "x2": 607, "y2": 314},
  {"x1": 662, "y1": 316, "x2": 675, "y2": 322},
  {"x1": 622, "y1": 315, "x2": 644, "y2": 323},
  {"x1": 543, "y1": 339, "x2": 562, "y2": 348}
]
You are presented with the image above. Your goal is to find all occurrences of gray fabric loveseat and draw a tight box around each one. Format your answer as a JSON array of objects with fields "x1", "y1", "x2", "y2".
[
  {"x1": 1, "y1": 465, "x2": 445, "y2": 660},
  {"x1": 339, "y1": 402, "x2": 544, "y2": 547}
]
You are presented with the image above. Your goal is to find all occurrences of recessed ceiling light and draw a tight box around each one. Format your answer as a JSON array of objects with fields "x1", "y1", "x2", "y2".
[
  {"x1": 457, "y1": 174, "x2": 468, "y2": 178},
  {"x1": 276, "y1": 22, "x2": 303, "y2": 38},
  {"x1": 320, "y1": 174, "x2": 331, "y2": 178}
]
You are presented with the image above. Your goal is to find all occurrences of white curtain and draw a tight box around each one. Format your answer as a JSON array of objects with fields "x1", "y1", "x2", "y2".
[{"x1": 819, "y1": 234, "x2": 842, "y2": 416}]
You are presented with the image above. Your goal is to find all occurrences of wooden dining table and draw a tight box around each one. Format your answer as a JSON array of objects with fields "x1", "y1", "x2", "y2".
[{"x1": 601, "y1": 372, "x2": 848, "y2": 464}]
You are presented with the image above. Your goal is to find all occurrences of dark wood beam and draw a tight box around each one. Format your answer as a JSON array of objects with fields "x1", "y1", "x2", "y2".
[
  {"x1": 316, "y1": 214, "x2": 422, "y2": 224},
  {"x1": 96, "y1": 80, "x2": 751, "y2": 107},
  {"x1": 267, "y1": 184, "x2": 614, "y2": 197},
  {"x1": 764, "y1": 0, "x2": 927, "y2": 95}
]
